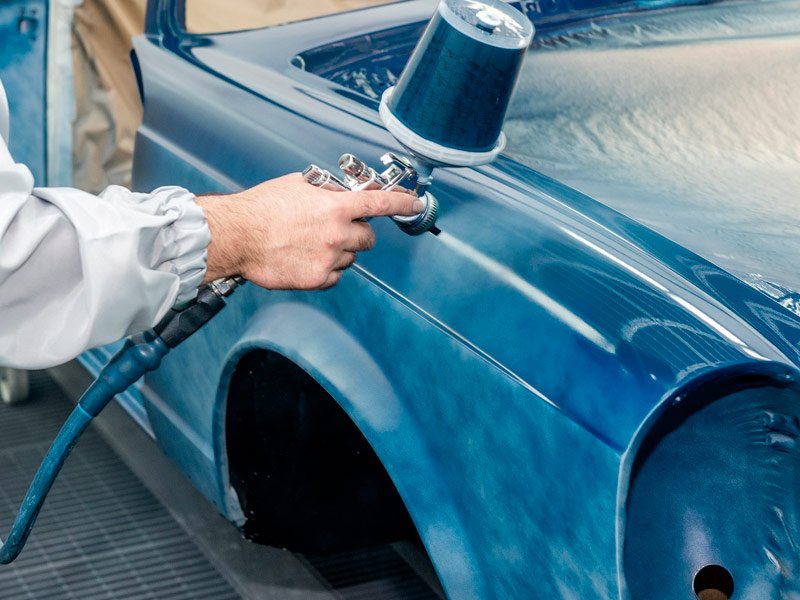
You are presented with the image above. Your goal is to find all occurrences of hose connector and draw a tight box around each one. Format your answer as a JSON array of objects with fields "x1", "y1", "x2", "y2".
[{"x1": 155, "y1": 277, "x2": 244, "y2": 348}]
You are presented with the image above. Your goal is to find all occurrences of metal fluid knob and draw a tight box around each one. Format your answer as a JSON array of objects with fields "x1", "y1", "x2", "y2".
[{"x1": 392, "y1": 192, "x2": 439, "y2": 236}]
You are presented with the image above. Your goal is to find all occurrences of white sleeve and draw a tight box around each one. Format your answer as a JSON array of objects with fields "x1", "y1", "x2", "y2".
[{"x1": 0, "y1": 132, "x2": 210, "y2": 369}]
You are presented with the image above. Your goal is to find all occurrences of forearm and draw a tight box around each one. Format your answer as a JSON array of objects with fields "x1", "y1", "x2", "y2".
[{"x1": 0, "y1": 169, "x2": 210, "y2": 368}]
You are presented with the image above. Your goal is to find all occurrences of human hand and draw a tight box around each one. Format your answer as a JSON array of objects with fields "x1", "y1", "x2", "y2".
[{"x1": 197, "y1": 173, "x2": 423, "y2": 290}]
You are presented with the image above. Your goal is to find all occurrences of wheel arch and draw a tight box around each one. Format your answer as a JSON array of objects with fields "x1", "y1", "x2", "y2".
[{"x1": 210, "y1": 300, "x2": 484, "y2": 599}]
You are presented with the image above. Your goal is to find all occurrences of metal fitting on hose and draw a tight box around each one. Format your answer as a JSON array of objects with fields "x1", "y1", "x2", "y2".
[{"x1": 155, "y1": 277, "x2": 244, "y2": 348}]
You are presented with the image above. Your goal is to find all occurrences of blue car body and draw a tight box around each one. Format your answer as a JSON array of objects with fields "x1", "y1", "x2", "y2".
[{"x1": 72, "y1": 0, "x2": 800, "y2": 598}]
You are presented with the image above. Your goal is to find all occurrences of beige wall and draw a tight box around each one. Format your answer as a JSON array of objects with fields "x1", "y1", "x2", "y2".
[
  {"x1": 72, "y1": 0, "x2": 146, "y2": 192},
  {"x1": 186, "y1": 0, "x2": 395, "y2": 33},
  {"x1": 71, "y1": 0, "x2": 391, "y2": 193}
]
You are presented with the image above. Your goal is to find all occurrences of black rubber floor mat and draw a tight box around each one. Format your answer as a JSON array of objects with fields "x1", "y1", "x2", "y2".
[{"x1": 0, "y1": 372, "x2": 240, "y2": 600}]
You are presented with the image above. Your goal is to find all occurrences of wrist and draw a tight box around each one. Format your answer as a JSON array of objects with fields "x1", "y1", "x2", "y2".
[{"x1": 197, "y1": 194, "x2": 251, "y2": 284}]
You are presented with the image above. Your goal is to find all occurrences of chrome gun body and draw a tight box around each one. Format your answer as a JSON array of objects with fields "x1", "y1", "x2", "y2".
[{"x1": 303, "y1": 153, "x2": 439, "y2": 236}]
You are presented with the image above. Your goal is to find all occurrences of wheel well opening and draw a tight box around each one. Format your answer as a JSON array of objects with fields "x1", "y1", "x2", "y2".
[{"x1": 225, "y1": 350, "x2": 418, "y2": 554}]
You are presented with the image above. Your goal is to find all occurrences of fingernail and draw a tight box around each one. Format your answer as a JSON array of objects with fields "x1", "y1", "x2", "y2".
[{"x1": 413, "y1": 199, "x2": 424, "y2": 213}]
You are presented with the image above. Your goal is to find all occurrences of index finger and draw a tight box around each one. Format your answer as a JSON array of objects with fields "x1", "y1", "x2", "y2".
[{"x1": 349, "y1": 190, "x2": 424, "y2": 220}]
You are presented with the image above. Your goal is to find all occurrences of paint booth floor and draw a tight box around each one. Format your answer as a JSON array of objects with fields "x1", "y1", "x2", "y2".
[
  {"x1": 0, "y1": 371, "x2": 240, "y2": 599},
  {"x1": 0, "y1": 368, "x2": 442, "y2": 600}
]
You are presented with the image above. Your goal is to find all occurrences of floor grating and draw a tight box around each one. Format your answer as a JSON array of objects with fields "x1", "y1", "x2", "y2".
[{"x1": 0, "y1": 371, "x2": 241, "y2": 600}]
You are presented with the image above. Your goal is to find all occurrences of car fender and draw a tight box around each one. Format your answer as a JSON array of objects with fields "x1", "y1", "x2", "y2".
[{"x1": 212, "y1": 299, "x2": 487, "y2": 599}]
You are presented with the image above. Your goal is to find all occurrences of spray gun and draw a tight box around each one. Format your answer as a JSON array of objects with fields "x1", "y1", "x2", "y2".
[
  {"x1": 0, "y1": 0, "x2": 532, "y2": 563},
  {"x1": 303, "y1": 152, "x2": 439, "y2": 236},
  {"x1": 303, "y1": 0, "x2": 531, "y2": 240}
]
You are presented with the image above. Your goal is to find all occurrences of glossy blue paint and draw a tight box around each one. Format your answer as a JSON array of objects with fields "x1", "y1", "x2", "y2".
[
  {"x1": 78, "y1": 0, "x2": 800, "y2": 597},
  {"x1": 0, "y1": 0, "x2": 47, "y2": 184}
]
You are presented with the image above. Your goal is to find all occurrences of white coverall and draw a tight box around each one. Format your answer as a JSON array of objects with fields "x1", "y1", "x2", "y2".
[{"x1": 0, "y1": 80, "x2": 211, "y2": 369}]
